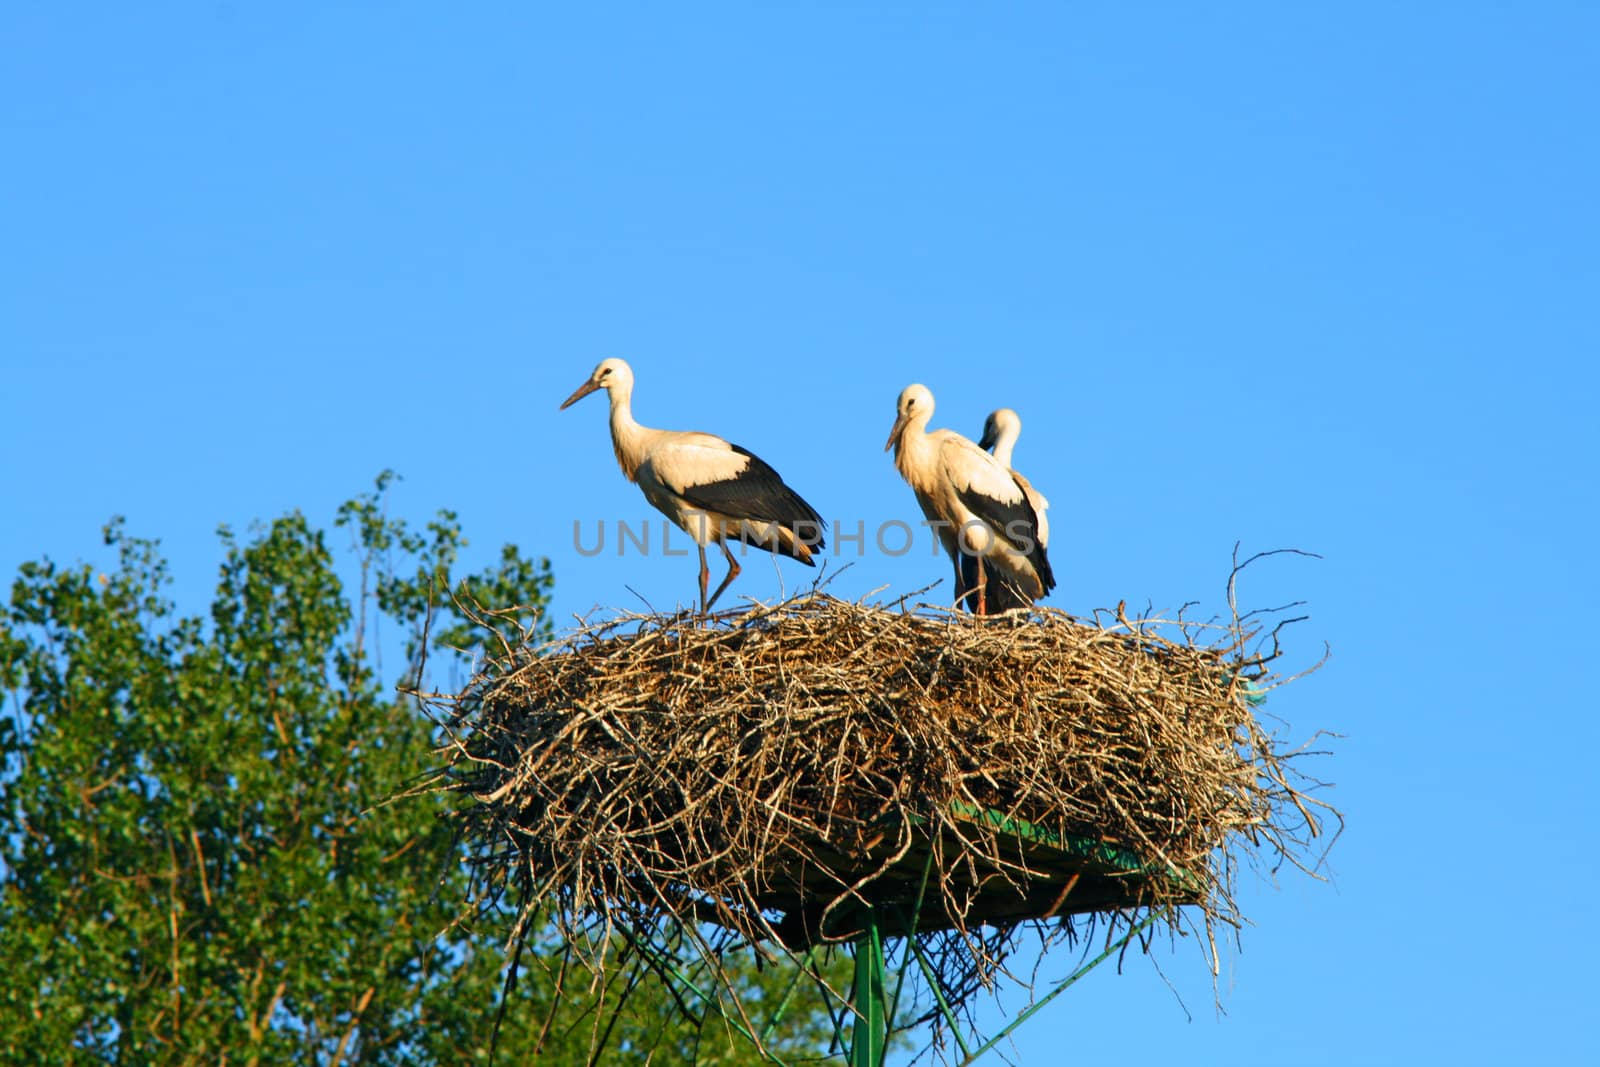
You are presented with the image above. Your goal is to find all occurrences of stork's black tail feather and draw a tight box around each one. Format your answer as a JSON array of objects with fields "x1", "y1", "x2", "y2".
[{"x1": 956, "y1": 554, "x2": 1050, "y2": 615}]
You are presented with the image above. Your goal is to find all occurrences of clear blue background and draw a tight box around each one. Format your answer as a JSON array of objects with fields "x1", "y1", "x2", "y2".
[{"x1": 4, "y1": 3, "x2": 1596, "y2": 1062}]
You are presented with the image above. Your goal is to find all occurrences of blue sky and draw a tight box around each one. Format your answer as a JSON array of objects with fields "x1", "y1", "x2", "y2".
[{"x1": 3, "y1": 3, "x2": 1597, "y2": 1062}]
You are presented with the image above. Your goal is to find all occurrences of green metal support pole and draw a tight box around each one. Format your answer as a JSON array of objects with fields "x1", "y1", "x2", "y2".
[
  {"x1": 760, "y1": 944, "x2": 815, "y2": 1047},
  {"x1": 615, "y1": 924, "x2": 798, "y2": 1067},
  {"x1": 849, "y1": 908, "x2": 887, "y2": 1067},
  {"x1": 958, "y1": 910, "x2": 1163, "y2": 1066}
]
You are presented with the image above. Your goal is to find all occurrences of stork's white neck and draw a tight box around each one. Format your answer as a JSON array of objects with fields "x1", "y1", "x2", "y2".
[
  {"x1": 606, "y1": 382, "x2": 654, "y2": 482},
  {"x1": 990, "y1": 429, "x2": 1017, "y2": 469},
  {"x1": 892, "y1": 411, "x2": 937, "y2": 490}
]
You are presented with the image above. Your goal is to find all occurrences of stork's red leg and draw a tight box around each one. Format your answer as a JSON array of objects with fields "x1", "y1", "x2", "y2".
[
  {"x1": 976, "y1": 558, "x2": 988, "y2": 615},
  {"x1": 697, "y1": 544, "x2": 711, "y2": 616},
  {"x1": 705, "y1": 539, "x2": 742, "y2": 613}
]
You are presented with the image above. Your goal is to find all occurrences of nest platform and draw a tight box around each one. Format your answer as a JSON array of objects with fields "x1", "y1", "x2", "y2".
[{"x1": 434, "y1": 592, "x2": 1325, "y2": 961}]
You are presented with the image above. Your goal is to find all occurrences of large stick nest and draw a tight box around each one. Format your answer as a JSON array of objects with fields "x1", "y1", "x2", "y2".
[{"x1": 427, "y1": 582, "x2": 1334, "y2": 1028}]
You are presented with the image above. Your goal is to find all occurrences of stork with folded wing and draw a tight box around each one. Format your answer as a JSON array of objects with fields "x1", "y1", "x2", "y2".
[
  {"x1": 561, "y1": 358, "x2": 826, "y2": 613},
  {"x1": 885, "y1": 385, "x2": 1053, "y2": 614}
]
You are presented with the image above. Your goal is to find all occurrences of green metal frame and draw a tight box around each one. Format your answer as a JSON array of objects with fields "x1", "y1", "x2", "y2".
[
  {"x1": 941, "y1": 799, "x2": 1201, "y2": 893},
  {"x1": 619, "y1": 802, "x2": 1183, "y2": 1066},
  {"x1": 849, "y1": 910, "x2": 887, "y2": 1067}
]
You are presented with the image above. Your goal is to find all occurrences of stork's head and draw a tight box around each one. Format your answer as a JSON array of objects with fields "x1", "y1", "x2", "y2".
[
  {"x1": 884, "y1": 383, "x2": 935, "y2": 452},
  {"x1": 978, "y1": 408, "x2": 1020, "y2": 453},
  {"x1": 560, "y1": 358, "x2": 634, "y2": 410}
]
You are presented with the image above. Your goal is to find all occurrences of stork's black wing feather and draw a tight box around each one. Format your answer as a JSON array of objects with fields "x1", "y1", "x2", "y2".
[
  {"x1": 954, "y1": 480, "x2": 1055, "y2": 594},
  {"x1": 677, "y1": 444, "x2": 827, "y2": 553}
]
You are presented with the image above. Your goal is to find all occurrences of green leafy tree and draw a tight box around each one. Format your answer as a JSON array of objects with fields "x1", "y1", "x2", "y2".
[{"x1": 0, "y1": 476, "x2": 844, "y2": 1065}]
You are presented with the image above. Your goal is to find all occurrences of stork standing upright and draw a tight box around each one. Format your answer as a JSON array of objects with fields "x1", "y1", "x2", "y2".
[
  {"x1": 560, "y1": 358, "x2": 826, "y2": 613},
  {"x1": 885, "y1": 384, "x2": 1054, "y2": 615},
  {"x1": 963, "y1": 408, "x2": 1054, "y2": 613}
]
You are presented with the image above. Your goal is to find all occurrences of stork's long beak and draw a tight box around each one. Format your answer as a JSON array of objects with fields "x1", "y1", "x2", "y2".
[
  {"x1": 977, "y1": 423, "x2": 998, "y2": 452},
  {"x1": 559, "y1": 378, "x2": 601, "y2": 410},
  {"x1": 884, "y1": 412, "x2": 909, "y2": 452}
]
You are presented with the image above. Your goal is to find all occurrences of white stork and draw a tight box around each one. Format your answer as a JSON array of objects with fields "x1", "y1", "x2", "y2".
[
  {"x1": 560, "y1": 358, "x2": 826, "y2": 613},
  {"x1": 966, "y1": 408, "x2": 1053, "y2": 613},
  {"x1": 885, "y1": 384, "x2": 1054, "y2": 615}
]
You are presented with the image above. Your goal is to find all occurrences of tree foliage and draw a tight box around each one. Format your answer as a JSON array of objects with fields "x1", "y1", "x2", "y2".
[{"x1": 0, "y1": 477, "x2": 841, "y2": 1065}]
